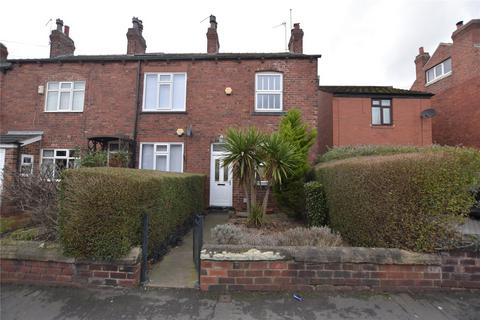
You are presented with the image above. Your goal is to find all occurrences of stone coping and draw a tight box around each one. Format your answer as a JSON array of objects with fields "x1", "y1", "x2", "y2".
[
  {"x1": 0, "y1": 240, "x2": 141, "y2": 265},
  {"x1": 201, "y1": 245, "x2": 441, "y2": 265}
]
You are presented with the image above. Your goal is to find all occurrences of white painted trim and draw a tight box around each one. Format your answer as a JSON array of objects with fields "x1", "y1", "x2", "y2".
[
  {"x1": 138, "y1": 142, "x2": 184, "y2": 173},
  {"x1": 425, "y1": 71, "x2": 452, "y2": 87},
  {"x1": 20, "y1": 154, "x2": 34, "y2": 176},
  {"x1": 7, "y1": 131, "x2": 44, "y2": 135},
  {"x1": 254, "y1": 72, "x2": 283, "y2": 112},
  {"x1": 0, "y1": 144, "x2": 16, "y2": 148},
  {"x1": 20, "y1": 135, "x2": 42, "y2": 146},
  {"x1": 425, "y1": 58, "x2": 452, "y2": 85},
  {"x1": 142, "y1": 72, "x2": 187, "y2": 112}
]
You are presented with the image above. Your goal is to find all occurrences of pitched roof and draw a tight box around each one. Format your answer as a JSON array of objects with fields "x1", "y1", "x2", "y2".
[
  {"x1": 0, "y1": 133, "x2": 42, "y2": 145},
  {"x1": 318, "y1": 86, "x2": 433, "y2": 97},
  {"x1": 5, "y1": 52, "x2": 322, "y2": 64}
]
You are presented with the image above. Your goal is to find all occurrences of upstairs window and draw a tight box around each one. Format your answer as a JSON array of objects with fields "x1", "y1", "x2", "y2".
[
  {"x1": 255, "y1": 73, "x2": 283, "y2": 112},
  {"x1": 371, "y1": 99, "x2": 392, "y2": 126},
  {"x1": 140, "y1": 143, "x2": 183, "y2": 172},
  {"x1": 426, "y1": 58, "x2": 452, "y2": 84},
  {"x1": 143, "y1": 73, "x2": 187, "y2": 112},
  {"x1": 45, "y1": 81, "x2": 85, "y2": 112}
]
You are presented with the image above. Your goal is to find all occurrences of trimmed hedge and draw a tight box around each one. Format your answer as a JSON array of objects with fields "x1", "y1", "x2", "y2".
[
  {"x1": 304, "y1": 181, "x2": 328, "y2": 226},
  {"x1": 316, "y1": 147, "x2": 480, "y2": 252},
  {"x1": 59, "y1": 168, "x2": 205, "y2": 260}
]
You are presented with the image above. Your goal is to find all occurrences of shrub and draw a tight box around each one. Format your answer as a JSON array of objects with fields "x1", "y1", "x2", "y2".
[
  {"x1": 318, "y1": 145, "x2": 436, "y2": 163},
  {"x1": 273, "y1": 109, "x2": 317, "y2": 219},
  {"x1": 210, "y1": 224, "x2": 343, "y2": 247},
  {"x1": 304, "y1": 181, "x2": 328, "y2": 226},
  {"x1": 59, "y1": 167, "x2": 205, "y2": 260},
  {"x1": 3, "y1": 167, "x2": 59, "y2": 239},
  {"x1": 79, "y1": 150, "x2": 108, "y2": 167},
  {"x1": 317, "y1": 147, "x2": 480, "y2": 252}
]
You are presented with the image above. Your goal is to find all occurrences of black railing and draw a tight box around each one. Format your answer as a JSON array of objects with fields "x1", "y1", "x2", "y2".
[
  {"x1": 140, "y1": 213, "x2": 149, "y2": 284},
  {"x1": 193, "y1": 214, "x2": 204, "y2": 278}
]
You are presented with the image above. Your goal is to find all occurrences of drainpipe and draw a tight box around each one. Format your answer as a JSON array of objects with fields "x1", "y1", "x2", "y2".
[{"x1": 131, "y1": 60, "x2": 142, "y2": 168}]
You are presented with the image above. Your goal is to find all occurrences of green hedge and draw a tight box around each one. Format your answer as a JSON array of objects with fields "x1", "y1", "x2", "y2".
[
  {"x1": 317, "y1": 147, "x2": 480, "y2": 252},
  {"x1": 304, "y1": 181, "x2": 328, "y2": 226},
  {"x1": 59, "y1": 168, "x2": 205, "y2": 260}
]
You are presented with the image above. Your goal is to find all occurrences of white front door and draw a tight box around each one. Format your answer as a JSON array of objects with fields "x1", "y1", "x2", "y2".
[
  {"x1": 0, "y1": 148, "x2": 5, "y2": 204},
  {"x1": 209, "y1": 144, "x2": 233, "y2": 207}
]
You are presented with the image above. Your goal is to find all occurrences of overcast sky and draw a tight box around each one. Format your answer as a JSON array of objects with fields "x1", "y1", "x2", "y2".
[{"x1": 1, "y1": 0, "x2": 478, "y2": 88}]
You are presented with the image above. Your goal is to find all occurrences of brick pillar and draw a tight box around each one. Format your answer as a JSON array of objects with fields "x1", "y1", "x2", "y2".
[
  {"x1": 288, "y1": 23, "x2": 304, "y2": 54},
  {"x1": 411, "y1": 47, "x2": 430, "y2": 90}
]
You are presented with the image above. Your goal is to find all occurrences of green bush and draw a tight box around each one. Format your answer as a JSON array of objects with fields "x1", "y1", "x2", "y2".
[
  {"x1": 59, "y1": 167, "x2": 205, "y2": 260},
  {"x1": 317, "y1": 147, "x2": 480, "y2": 252},
  {"x1": 304, "y1": 181, "x2": 329, "y2": 227},
  {"x1": 318, "y1": 145, "x2": 440, "y2": 163}
]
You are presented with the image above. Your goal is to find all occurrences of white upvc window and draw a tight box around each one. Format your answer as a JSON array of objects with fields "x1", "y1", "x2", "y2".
[
  {"x1": 45, "y1": 81, "x2": 86, "y2": 112},
  {"x1": 143, "y1": 73, "x2": 187, "y2": 112},
  {"x1": 20, "y1": 154, "x2": 34, "y2": 176},
  {"x1": 139, "y1": 143, "x2": 184, "y2": 173},
  {"x1": 426, "y1": 58, "x2": 452, "y2": 84},
  {"x1": 41, "y1": 149, "x2": 78, "y2": 179},
  {"x1": 255, "y1": 73, "x2": 283, "y2": 112}
]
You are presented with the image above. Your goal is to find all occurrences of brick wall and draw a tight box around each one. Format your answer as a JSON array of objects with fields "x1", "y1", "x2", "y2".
[
  {"x1": 0, "y1": 243, "x2": 141, "y2": 288},
  {"x1": 200, "y1": 246, "x2": 480, "y2": 292}
]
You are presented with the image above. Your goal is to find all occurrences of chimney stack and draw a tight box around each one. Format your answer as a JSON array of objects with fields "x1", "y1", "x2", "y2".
[
  {"x1": 127, "y1": 17, "x2": 147, "y2": 55},
  {"x1": 414, "y1": 46, "x2": 430, "y2": 86},
  {"x1": 206, "y1": 15, "x2": 220, "y2": 54},
  {"x1": 288, "y1": 23, "x2": 304, "y2": 54},
  {"x1": 456, "y1": 21, "x2": 464, "y2": 29},
  {"x1": 0, "y1": 43, "x2": 8, "y2": 61},
  {"x1": 49, "y1": 18, "x2": 75, "y2": 58}
]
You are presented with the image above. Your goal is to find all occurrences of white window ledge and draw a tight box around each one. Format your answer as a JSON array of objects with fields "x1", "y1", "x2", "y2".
[{"x1": 426, "y1": 71, "x2": 452, "y2": 87}]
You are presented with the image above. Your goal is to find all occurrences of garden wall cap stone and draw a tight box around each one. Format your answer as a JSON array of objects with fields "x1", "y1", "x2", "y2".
[
  {"x1": 0, "y1": 240, "x2": 141, "y2": 265},
  {"x1": 202, "y1": 245, "x2": 441, "y2": 265}
]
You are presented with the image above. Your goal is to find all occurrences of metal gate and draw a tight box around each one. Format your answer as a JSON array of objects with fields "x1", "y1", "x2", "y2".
[{"x1": 193, "y1": 214, "x2": 204, "y2": 277}]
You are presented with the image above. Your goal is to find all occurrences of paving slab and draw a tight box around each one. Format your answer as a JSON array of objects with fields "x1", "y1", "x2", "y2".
[{"x1": 1, "y1": 284, "x2": 479, "y2": 320}]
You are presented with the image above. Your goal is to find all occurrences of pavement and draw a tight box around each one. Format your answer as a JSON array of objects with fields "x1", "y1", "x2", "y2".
[
  {"x1": 1, "y1": 284, "x2": 479, "y2": 320},
  {"x1": 147, "y1": 212, "x2": 230, "y2": 288}
]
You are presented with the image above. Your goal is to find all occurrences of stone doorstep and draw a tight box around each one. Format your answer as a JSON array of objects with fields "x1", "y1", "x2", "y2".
[
  {"x1": 201, "y1": 245, "x2": 442, "y2": 265},
  {"x1": 0, "y1": 240, "x2": 141, "y2": 266}
]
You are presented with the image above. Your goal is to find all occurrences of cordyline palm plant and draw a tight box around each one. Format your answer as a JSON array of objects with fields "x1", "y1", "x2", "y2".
[
  {"x1": 222, "y1": 127, "x2": 264, "y2": 214},
  {"x1": 223, "y1": 128, "x2": 300, "y2": 222}
]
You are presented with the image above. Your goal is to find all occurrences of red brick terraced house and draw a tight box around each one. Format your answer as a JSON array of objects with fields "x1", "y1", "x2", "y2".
[
  {"x1": 0, "y1": 16, "x2": 434, "y2": 214},
  {"x1": 411, "y1": 19, "x2": 480, "y2": 148}
]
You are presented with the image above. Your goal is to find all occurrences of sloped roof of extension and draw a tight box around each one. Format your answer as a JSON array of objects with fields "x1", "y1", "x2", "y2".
[
  {"x1": 0, "y1": 132, "x2": 43, "y2": 147},
  {"x1": 4, "y1": 52, "x2": 322, "y2": 64},
  {"x1": 319, "y1": 86, "x2": 433, "y2": 97}
]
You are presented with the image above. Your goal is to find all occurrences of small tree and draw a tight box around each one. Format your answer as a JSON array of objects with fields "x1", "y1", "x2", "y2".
[
  {"x1": 274, "y1": 109, "x2": 317, "y2": 218},
  {"x1": 222, "y1": 127, "x2": 264, "y2": 214}
]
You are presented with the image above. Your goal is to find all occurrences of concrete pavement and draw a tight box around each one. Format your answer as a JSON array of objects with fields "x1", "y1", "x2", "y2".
[{"x1": 1, "y1": 284, "x2": 479, "y2": 320}]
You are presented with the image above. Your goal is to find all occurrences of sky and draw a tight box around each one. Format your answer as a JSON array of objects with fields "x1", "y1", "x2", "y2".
[{"x1": 1, "y1": 0, "x2": 478, "y2": 89}]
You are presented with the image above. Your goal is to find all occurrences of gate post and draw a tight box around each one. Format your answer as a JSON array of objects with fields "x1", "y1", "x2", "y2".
[{"x1": 141, "y1": 212, "x2": 149, "y2": 284}]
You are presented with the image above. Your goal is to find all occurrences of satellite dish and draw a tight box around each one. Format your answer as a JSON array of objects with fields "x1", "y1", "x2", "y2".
[{"x1": 420, "y1": 108, "x2": 437, "y2": 119}]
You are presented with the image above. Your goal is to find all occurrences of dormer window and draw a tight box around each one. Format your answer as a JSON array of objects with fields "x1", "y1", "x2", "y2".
[{"x1": 426, "y1": 58, "x2": 452, "y2": 84}]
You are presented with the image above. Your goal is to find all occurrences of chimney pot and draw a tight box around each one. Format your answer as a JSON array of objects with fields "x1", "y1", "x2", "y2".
[
  {"x1": 209, "y1": 15, "x2": 217, "y2": 29},
  {"x1": 64, "y1": 25, "x2": 70, "y2": 36},
  {"x1": 456, "y1": 20, "x2": 463, "y2": 29},
  {"x1": 56, "y1": 18, "x2": 64, "y2": 31},
  {"x1": 127, "y1": 17, "x2": 147, "y2": 54},
  {"x1": 419, "y1": 47, "x2": 424, "y2": 54},
  {"x1": 206, "y1": 15, "x2": 220, "y2": 54}
]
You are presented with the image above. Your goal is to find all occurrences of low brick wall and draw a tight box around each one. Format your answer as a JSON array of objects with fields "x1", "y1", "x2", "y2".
[
  {"x1": 200, "y1": 245, "x2": 480, "y2": 291},
  {"x1": 0, "y1": 241, "x2": 141, "y2": 287}
]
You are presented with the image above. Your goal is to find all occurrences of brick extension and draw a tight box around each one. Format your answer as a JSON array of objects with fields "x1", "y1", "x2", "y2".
[{"x1": 200, "y1": 246, "x2": 480, "y2": 291}]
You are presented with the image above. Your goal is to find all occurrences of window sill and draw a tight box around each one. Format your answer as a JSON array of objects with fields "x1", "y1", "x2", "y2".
[
  {"x1": 44, "y1": 110, "x2": 84, "y2": 113},
  {"x1": 371, "y1": 124, "x2": 395, "y2": 129},
  {"x1": 251, "y1": 111, "x2": 285, "y2": 116},
  {"x1": 425, "y1": 71, "x2": 452, "y2": 87},
  {"x1": 141, "y1": 111, "x2": 188, "y2": 115}
]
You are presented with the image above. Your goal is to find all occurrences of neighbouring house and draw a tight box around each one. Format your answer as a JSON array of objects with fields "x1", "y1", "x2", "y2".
[
  {"x1": 411, "y1": 19, "x2": 480, "y2": 148},
  {"x1": 0, "y1": 16, "x2": 434, "y2": 214},
  {"x1": 317, "y1": 86, "x2": 434, "y2": 153}
]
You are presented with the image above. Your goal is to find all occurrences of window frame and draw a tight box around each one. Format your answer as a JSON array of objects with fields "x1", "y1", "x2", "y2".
[
  {"x1": 371, "y1": 98, "x2": 393, "y2": 126},
  {"x1": 139, "y1": 142, "x2": 184, "y2": 172},
  {"x1": 44, "y1": 81, "x2": 86, "y2": 113},
  {"x1": 425, "y1": 58, "x2": 452, "y2": 85},
  {"x1": 20, "y1": 154, "x2": 34, "y2": 176},
  {"x1": 254, "y1": 72, "x2": 283, "y2": 112},
  {"x1": 40, "y1": 148, "x2": 78, "y2": 179},
  {"x1": 142, "y1": 72, "x2": 188, "y2": 112}
]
